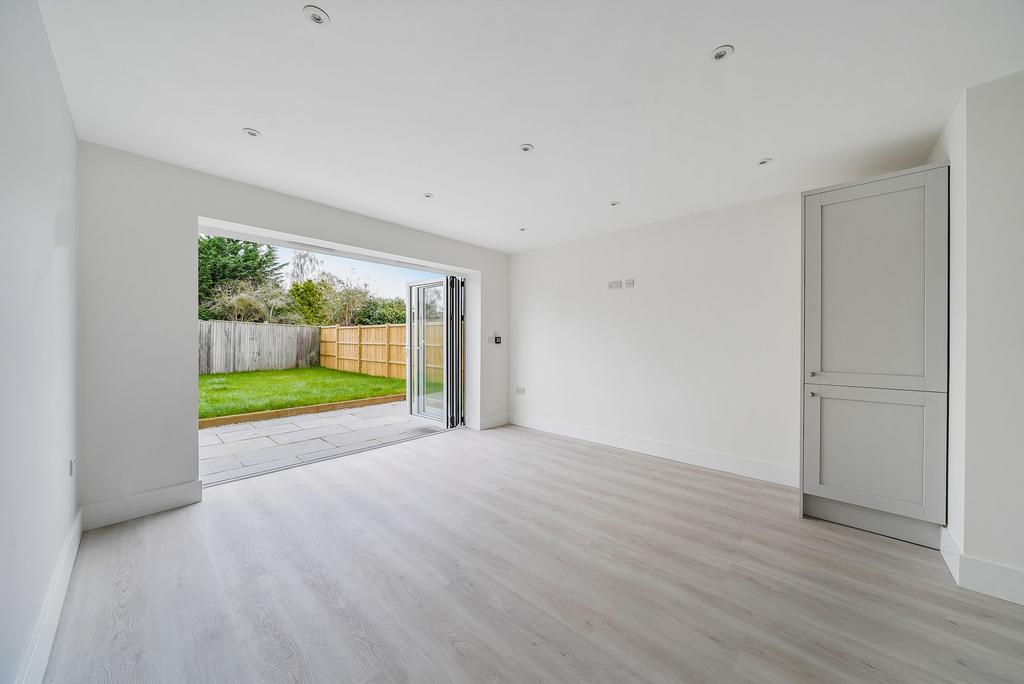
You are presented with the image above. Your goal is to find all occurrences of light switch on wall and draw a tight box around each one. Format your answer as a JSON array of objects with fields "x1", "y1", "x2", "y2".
[{"x1": 625, "y1": 279, "x2": 635, "y2": 288}]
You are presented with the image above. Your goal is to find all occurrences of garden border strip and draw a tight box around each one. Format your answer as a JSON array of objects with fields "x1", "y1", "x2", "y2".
[{"x1": 198, "y1": 393, "x2": 406, "y2": 429}]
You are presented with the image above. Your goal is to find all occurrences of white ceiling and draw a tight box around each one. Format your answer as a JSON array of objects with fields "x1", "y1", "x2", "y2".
[{"x1": 39, "y1": 0, "x2": 1024, "y2": 253}]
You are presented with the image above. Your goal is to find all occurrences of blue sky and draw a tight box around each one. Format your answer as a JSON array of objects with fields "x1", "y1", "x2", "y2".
[{"x1": 274, "y1": 246, "x2": 441, "y2": 299}]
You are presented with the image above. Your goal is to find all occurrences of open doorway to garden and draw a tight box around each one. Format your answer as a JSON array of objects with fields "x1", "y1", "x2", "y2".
[{"x1": 196, "y1": 230, "x2": 463, "y2": 485}]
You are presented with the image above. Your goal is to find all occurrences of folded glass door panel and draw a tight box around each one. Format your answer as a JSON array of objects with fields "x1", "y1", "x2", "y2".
[{"x1": 408, "y1": 280, "x2": 445, "y2": 421}]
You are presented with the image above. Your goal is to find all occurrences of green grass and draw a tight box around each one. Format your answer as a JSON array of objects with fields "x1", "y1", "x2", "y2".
[{"x1": 198, "y1": 367, "x2": 406, "y2": 419}]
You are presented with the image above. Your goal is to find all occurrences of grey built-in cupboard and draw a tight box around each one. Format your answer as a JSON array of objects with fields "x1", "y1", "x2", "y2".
[{"x1": 801, "y1": 164, "x2": 948, "y2": 548}]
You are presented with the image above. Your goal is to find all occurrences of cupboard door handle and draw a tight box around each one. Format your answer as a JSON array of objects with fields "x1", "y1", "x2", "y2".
[
  {"x1": 808, "y1": 392, "x2": 817, "y2": 397},
  {"x1": 809, "y1": 371, "x2": 818, "y2": 377}
]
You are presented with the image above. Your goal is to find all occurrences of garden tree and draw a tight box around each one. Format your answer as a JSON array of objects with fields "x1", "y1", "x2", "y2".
[
  {"x1": 288, "y1": 279, "x2": 332, "y2": 325},
  {"x1": 356, "y1": 296, "x2": 406, "y2": 325},
  {"x1": 310, "y1": 274, "x2": 368, "y2": 326},
  {"x1": 281, "y1": 250, "x2": 408, "y2": 326},
  {"x1": 198, "y1": 235, "x2": 284, "y2": 318},
  {"x1": 202, "y1": 280, "x2": 302, "y2": 324},
  {"x1": 287, "y1": 276, "x2": 370, "y2": 326},
  {"x1": 292, "y1": 280, "x2": 408, "y2": 325},
  {"x1": 288, "y1": 250, "x2": 324, "y2": 285},
  {"x1": 197, "y1": 238, "x2": 411, "y2": 326}
]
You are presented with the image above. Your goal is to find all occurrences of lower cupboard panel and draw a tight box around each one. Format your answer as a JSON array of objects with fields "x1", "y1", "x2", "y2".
[{"x1": 803, "y1": 384, "x2": 946, "y2": 524}]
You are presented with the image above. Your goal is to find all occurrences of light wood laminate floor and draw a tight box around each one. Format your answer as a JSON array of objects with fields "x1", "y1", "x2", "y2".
[{"x1": 47, "y1": 426, "x2": 1024, "y2": 683}]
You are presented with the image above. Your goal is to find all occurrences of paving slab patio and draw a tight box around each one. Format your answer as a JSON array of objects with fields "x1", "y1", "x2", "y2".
[{"x1": 198, "y1": 400, "x2": 445, "y2": 485}]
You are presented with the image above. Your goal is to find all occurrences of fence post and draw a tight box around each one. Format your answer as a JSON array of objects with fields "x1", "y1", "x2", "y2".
[
  {"x1": 385, "y1": 323, "x2": 391, "y2": 378},
  {"x1": 357, "y1": 325, "x2": 363, "y2": 374},
  {"x1": 231, "y1": 320, "x2": 238, "y2": 373},
  {"x1": 334, "y1": 325, "x2": 340, "y2": 371}
]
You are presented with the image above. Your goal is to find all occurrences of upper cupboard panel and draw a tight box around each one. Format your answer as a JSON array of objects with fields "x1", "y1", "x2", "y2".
[{"x1": 804, "y1": 167, "x2": 948, "y2": 392}]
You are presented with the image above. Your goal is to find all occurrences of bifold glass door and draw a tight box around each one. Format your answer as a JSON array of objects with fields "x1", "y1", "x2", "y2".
[
  {"x1": 408, "y1": 281, "x2": 445, "y2": 420},
  {"x1": 407, "y1": 277, "x2": 465, "y2": 427}
]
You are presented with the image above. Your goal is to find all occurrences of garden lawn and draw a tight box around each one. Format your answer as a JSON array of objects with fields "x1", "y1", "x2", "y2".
[{"x1": 198, "y1": 367, "x2": 406, "y2": 419}]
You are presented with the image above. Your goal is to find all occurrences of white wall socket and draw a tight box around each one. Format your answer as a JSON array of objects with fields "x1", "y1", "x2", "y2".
[
  {"x1": 608, "y1": 280, "x2": 622, "y2": 289},
  {"x1": 515, "y1": 387, "x2": 526, "y2": 395},
  {"x1": 625, "y1": 278, "x2": 635, "y2": 288}
]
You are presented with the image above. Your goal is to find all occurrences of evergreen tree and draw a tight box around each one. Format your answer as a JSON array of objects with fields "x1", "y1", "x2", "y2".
[{"x1": 198, "y1": 235, "x2": 285, "y2": 318}]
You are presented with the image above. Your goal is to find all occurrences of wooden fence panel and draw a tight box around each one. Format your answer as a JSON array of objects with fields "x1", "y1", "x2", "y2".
[
  {"x1": 387, "y1": 324, "x2": 405, "y2": 379},
  {"x1": 319, "y1": 325, "x2": 338, "y2": 369},
  {"x1": 198, "y1": 320, "x2": 320, "y2": 374},
  {"x1": 317, "y1": 323, "x2": 450, "y2": 381},
  {"x1": 424, "y1": 322, "x2": 443, "y2": 384},
  {"x1": 320, "y1": 324, "x2": 410, "y2": 379},
  {"x1": 199, "y1": 321, "x2": 441, "y2": 380},
  {"x1": 360, "y1": 324, "x2": 389, "y2": 377},
  {"x1": 338, "y1": 325, "x2": 361, "y2": 373}
]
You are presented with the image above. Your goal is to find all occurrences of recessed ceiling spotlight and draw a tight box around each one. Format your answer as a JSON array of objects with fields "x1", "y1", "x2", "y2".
[
  {"x1": 710, "y1": 44, "x2": 734, "y2": 62},
  {"x1": 422, "y1": 192, "x2": 434, "y2": 199},
  {"x1": 519, "y1": 143, "x2": 535, "y2": 153},
  {"x1": 757, "y1": 157, "x2": 774, "y2": 166},
  {"x1": 609, "y1": 200, "x2": 621, "y2": 206},
  {"x1": 241, "y1": 127, "x2": 262, "y2": 137},
  {"x1": 303, "y1": 5, "x2": 331, "y2": 25}
]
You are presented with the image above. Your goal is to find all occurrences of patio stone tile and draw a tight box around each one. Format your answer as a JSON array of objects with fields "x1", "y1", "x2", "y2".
[
  {"x1": 199, "y1": 422, "x2": 255, "y2": 436},
  {"x1": 198, "y1": 432, "x2": 222, "y2": 447},
  {"x1": 199, "y1": 454, "x2": 242, "y2": 476},
  {"x1": 269, "y1": 424, "x2": 353, "y2": 445},
  {"x1": 356, "y1": 401, "x2": 406, "y2": 413},
  {"x1": 202, "y1": 456, "x2": 301, "y2": 485},
  {"x1": 199, "y1": 436, "x2": 276, "y2": 460},
  {"x1": 198, "y1": 401, "x2": 437, "y2": 485},
  {"x1": 352, "y1": 415, "x2": 411, "y2": 428},
  {"x1": 218, "y1": 423, "x2": 302, "y2": 443},
  {"x1": 288, "y1": 413, "x2": 366, "y2": 429},
  {"x1": 242, "y1": 416, "x2": 306, "y2": 427},
  {"x1": 237, "y1": 438, "x2": 335, "y2": 466}
]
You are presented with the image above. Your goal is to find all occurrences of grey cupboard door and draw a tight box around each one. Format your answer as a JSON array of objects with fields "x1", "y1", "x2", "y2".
[
  {"x1": 803, "y1": 384, "x2": 946, "y2": 523},
  {"x1": 804, "y1": 167, "x2": 948, "y2": 392}
]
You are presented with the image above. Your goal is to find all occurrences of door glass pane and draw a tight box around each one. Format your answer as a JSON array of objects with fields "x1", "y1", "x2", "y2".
[
  {"x1": 409, "y1": 282, "x2": 444, "y2": 420},
  {"x1": 420, "y1": 283, "x2": 445, "y2": 418}
]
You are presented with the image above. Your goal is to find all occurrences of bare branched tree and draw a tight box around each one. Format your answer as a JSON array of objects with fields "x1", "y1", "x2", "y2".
[
  {"x1": 320, "y1": 276, "x2": 371, "y2": 326},
  {"x1": 288, "y1": 251, "x2": 324, "y2": 285},
  {"x1": 202, "y1": 281, "x2": 302, "y2": 324}
]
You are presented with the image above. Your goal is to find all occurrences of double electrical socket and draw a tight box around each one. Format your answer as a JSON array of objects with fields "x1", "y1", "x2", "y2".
[{"x1": 608, "y1": 278, "x2": 636, "y2": 289}]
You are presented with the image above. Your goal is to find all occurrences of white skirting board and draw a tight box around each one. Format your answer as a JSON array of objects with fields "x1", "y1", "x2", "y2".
[
  {"x1": 940, "y1": 526, "x2": 962, "y2": 584},
  {"x1": 80, "y1": 479, "x2": 203, "y2": 531},
  {"x1": 16, "y1": 511, "x2": 82, "y2": 684},
  {"x1": 941, "y1": 529, "x2": 1024, "y2": 607},
  {"x1": 478, "y1": 413, "x2": 509, "y2": 430},
  {"x1": 960, "y1": 557, "x2": 1024, "y2": 607},
  {"x1": 510, "y1": 414, "x2": 799, "y2": 487}
]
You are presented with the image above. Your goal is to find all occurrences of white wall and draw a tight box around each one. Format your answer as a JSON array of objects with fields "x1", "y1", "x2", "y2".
[
  {"x1": 927, "y1": 95, "x2": 967, "y2": 566},
  {"x1": 76, "y1": 143, "x2": 509, "y2": 527},
  {"x1": 0, "y1": 0, "x2": 80, "y2": 681},
  {"x1": 510, "y1": 193, "x2": 802, "y2": 486},
  {"x1": 926, "y1": 69, "x2": 1024, "y2": 605},
  {"x1": 961, "y1": 68, "x2": 1024, "y2": 602}
]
